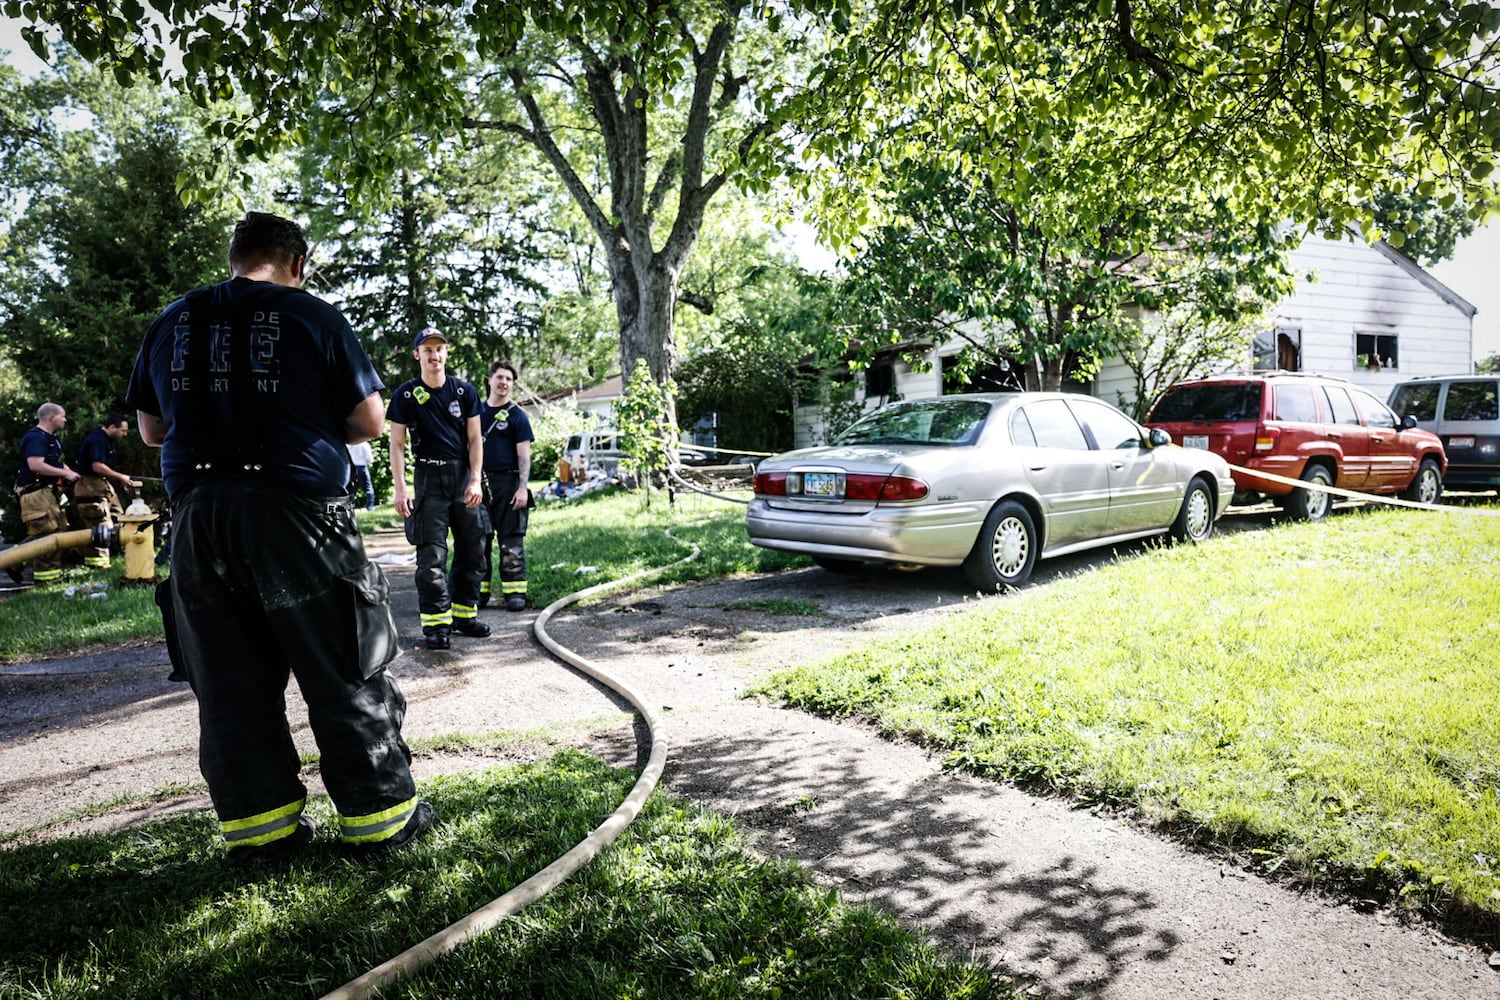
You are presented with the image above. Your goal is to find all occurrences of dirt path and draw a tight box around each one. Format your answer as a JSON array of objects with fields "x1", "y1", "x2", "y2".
[{"x1": 2, "y1": 526, "x2": 1496, "y2": 999}]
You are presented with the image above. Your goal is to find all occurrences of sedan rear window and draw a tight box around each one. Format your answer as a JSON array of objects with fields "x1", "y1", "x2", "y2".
[
  {"x1": 835, "y1": 398, "x2": 991, "y2": 446},
  {"x1": 1149, "y1": 383, "x2": 1262, "y2": 423}
]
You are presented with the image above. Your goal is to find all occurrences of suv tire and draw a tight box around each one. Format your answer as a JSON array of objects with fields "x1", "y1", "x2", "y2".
[
  {"x1": 1399, "y1": 456, "x2": 1443, "y2": 505},
  {"x1": 1283, "y1": 464, "x2": 1334, "y2": 521}
]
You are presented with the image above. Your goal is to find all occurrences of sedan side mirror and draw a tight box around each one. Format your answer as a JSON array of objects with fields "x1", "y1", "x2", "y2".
[
  {"x1": 1401, "y1": 414, "x2": 1418, "y2": 430},
  {"x1": 1148, "y1": 427, "x2": 1173, "y2": 448}
]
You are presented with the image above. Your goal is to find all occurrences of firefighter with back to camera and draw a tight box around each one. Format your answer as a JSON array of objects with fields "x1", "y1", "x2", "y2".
[{"x1": 126, "y1": 211, "x2": 432, "y2": 865}]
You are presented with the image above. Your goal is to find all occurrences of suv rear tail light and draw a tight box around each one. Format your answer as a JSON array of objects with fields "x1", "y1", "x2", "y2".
[
  {"x1": 752, "y1": 471, "x2": 787, "y2": 495},
  {"x1": 1254, "y1": 427, "x2": 1282, "y2": 453}
]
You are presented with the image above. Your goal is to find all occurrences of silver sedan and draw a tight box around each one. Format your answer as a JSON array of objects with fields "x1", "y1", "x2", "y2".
[{"x1": 747, "y1": 393, "x2": 1235, "y2": 590}]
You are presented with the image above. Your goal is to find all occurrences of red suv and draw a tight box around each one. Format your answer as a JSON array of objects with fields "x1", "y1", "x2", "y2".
[{"x1": 1145, "y1": 372, "x2": 1446, "y2": 519}]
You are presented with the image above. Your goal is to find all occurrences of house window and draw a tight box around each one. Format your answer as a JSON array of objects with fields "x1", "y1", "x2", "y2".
[
  {"x1": 1254, "y1": 326, "x2": 1301, "y2": 371},
  {"x1": 864, "y1": 362, "x2": 895, "y2": 398},
  {"x1": 941, "y1": 351, "x2": 1022, "y2": 394},
  {"x1": 1356, "y1": 331, "x2": 1399, "y2": 370}
]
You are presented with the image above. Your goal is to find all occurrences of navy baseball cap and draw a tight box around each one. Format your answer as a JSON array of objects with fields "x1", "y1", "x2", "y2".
[{"x1": 413, "y1": 326, "x2": 449, "y2": 349}]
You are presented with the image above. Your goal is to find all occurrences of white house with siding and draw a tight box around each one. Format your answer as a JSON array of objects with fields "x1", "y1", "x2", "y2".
[{"x1": 792, "y1": 228, "x2": 1477, "y2": 448}]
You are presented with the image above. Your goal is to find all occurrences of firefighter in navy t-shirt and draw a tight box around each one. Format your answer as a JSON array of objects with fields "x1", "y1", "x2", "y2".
[
  {"x1": 73, "y1": 414, "x2": 139, "y2": 569},
  {"x1": 479, "y1": 360, "x2": 535, "y2": 611},
  {"x1": 126, "y1": 211, "x2": 430, "y2": 864},
  {"x1": 386, "y1": 327, "x2": 492, "y2": 650},
  {"x1": 12, "y1": 402, "x2": 79, "y2": 585}
]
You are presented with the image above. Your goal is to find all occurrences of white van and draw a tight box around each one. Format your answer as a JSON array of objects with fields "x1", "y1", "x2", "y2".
[
  {"x1": 559, "y1": 430, "x2": 623, "y2": 482},
  {"x1": 1389, "y1": 375, "x2": 1500, "y2": 493}
]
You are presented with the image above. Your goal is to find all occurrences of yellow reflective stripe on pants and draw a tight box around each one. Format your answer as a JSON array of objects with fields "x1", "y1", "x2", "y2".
[
  {"x1": 340, "y1": 797, "x2": 417, "y2": 844},
  {"x1": 479, "y1": 580, "x2": 491, "y2": 594},
  {"x1": 501, "y1": 581, "x2": 527, "y2": 594},
  {"x1": 222, "y1": 797, "x2": 306, "y2": 848},
  {"x1": 451, "y1": 603, "x2": 478, "y2": 620},
  {"x1": 420, "y1": 611, "x2": 452, "y2": 627},
  {"x1": 83, "y1": 556, "x2": 110, "y2": 568},
  {"x1": 33, "y1": 569, "x2": 63, "y2": 582}
]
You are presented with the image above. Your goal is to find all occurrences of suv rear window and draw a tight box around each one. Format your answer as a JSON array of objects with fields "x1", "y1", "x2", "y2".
[
  {"x1": 1149, "y1": 383, "x2": 1262, "y2": 423},
  {"x1": 1272, "y1": 384, "x2": 1320, "y2": 422},
  {"x1": 1447, "y1": 380, "x2": 1499, "y2": 421},
  {"x1": 1390, "y1": 383, "x2": 1440, "y2": 422}
]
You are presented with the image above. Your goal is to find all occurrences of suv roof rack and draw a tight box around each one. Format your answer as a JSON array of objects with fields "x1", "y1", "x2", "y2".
[{"x1": 1200, "y1": 369, "x2": 1357, "y2": 384}]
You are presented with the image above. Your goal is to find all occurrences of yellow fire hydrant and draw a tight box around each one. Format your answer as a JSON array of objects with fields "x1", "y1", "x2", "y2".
[{"x1": 120, "y1": 496, "x2": 159, "y2": 583}]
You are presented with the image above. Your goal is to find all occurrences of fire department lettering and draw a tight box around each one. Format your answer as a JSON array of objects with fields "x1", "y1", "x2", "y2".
[{"x1": 169, "y1": 310, "x2": 284, "y2": 387}]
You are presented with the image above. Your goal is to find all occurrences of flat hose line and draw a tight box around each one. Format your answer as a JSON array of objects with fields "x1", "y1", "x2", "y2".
[{"x1": 320, "y1": 531, "x2": 700, "y2": 1000}]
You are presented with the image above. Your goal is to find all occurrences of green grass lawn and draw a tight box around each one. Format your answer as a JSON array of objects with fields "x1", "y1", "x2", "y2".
[
  {"x1": 753, "y1": 504, "x2": 1500, "y2": 934},
  {"x1": 0, "y1": 752, "x2": 1010, "y2": 999},
  {"x1": 0, "y1": 562, "x2": 164, "y2": 660}
]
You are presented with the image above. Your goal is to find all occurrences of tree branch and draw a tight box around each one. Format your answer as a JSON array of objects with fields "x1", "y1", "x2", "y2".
[
  {"x1": 1113, "y1": 0, "x2": 1176, "y2": 87},
  {"x1": 677, "y1": 288, "x2": 714, "y2": 314}
]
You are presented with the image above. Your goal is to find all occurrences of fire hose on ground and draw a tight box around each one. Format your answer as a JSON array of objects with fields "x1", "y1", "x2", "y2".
[
  {"x1": 0, "y1": 502, "x2": 161, "y2": 582},
  {"x1": 319, "y1": 531, "x2": 700, "y2": 1000}
]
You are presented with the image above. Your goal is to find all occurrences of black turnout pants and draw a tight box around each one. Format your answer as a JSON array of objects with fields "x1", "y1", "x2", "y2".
[
  {"x1": 411, "y1": 460, "x2": 488, "y2": 628},
  {"x1": 482, "y1": 470, "x2": 529, "y2": 603},
  {"x1": 170, "y1": 482, "x2": 415, "y2": 837}
]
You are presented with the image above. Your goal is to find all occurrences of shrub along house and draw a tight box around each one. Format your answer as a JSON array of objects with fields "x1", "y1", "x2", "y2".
[{"x1": 792, "y1": 228, "x2": 1477, "y2": 447}]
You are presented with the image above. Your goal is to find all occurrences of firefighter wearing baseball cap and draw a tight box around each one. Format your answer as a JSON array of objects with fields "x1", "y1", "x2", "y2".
[
  {"x1": 12, "y1": 402, "x2": 80, "y2": 585},
  {"x1": 387, "y1": 327, "x2": 492, "y2": 650}
]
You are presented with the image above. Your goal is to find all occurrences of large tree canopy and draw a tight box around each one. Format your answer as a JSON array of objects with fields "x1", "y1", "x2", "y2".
[
  {"x1": 8, "y1": 0, "x2": 826, "y2": 437},
  {"x1": 839, "y1": 159, "x2": 1297, "y2": 391},
  {"x1": 793, "y1": 1, "x2": 1499, "y2": 251},
  {"x1": 11, "y1": 0, "x2": 1500, "y2": 419}
]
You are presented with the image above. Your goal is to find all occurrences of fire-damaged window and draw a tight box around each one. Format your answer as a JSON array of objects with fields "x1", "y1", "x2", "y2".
[
  {"x1": 1254, "y1": 326, "x2": 1301, "y2": 371},
  {"x1": 1356, "y1": 331, "x2": 1399, "y2": 370}
]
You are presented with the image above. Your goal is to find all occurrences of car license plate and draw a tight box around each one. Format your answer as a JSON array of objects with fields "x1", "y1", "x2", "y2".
[
  {"x1": 1449, "y1": 436, "x2": 1475, "y2": 449},
  {"x1": 802, "y1": 472, "x2": 841, "y2": 497},
  {"x1": 1183, "y1": 435, "x2": 1209, "y2": 449}
]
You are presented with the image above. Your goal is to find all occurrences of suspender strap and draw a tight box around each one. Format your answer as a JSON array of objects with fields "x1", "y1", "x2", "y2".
[{"x1": 227, "y1": 294, "x2": 261, "y2": 464}]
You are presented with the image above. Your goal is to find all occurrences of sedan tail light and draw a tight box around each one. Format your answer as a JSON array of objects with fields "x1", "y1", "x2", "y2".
[
  {"x1": 752, "y1": 470, "x2": 929, "y2": 502},
  {"x1": 876, "y1": 475, "x2": 930, "y2": 501},
  {"x1": 844, "y1": 473, "x2": 929, "y2": 502},
  {"x1": 752, "y1": 471, "x2": 787, "y2": 496}
]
